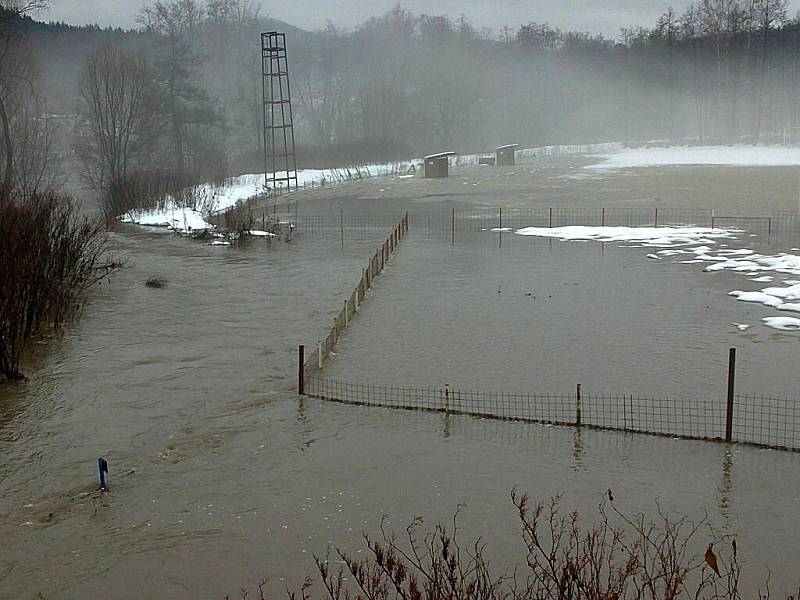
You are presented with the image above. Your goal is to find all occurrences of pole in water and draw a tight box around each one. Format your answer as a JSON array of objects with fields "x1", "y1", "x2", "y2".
[
  {"x1": 725, "y1": 348, "x2": 736, "y2": 443},
  {"x1": 98, "y1": 457, "x2": 109, "y2": 491}
]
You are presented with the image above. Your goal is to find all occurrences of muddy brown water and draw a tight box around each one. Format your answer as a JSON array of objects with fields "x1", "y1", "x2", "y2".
[{"x1": 2, "y1": 157, "x2": 800, "y2": 599}]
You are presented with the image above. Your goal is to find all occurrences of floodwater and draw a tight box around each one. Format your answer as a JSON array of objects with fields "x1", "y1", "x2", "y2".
[
  {"x1": 2, "y1": 157, "x2": 800, "y2": 599},
  {"x1": 323, "y1": 233, "x2": 800, "y2": 399}
]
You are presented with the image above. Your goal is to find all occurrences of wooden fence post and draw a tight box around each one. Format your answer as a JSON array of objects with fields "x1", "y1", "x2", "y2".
[
  {"x1": 576, "y1": 384, "x2": 582, "y2": 426},
  {"x1": 726, "y1": 348, "x2": 736, "y2": 443},
  {"x1": 317, "y1": 341, "x2": 323, "y2": 370},
  {"x1": 298, "y1": 345, "x2": 305, "y2": 395},
  {"x1": 344, "y1": 300, "x2": 349, "y2": 327}
]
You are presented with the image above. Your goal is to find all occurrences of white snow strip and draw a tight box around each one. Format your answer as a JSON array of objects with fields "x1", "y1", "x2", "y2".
[
  {"x1": 204, "y1": 162, "x2": 418, "y2": 213},
  {"x1": 514, "y1": 225, "x2": 735, "y2": 247},
  {"x1": 763, "y1": 316, "x2": 800, "y2": 331},
  {"x1": 587, "y1": 145, "x2": 800, "y2": 171}
]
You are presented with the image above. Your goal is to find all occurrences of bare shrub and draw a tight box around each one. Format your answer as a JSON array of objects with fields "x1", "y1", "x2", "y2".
[
  {"x1": 232, "y1": 491, "x2": 796, "y2": 600},
  {"x1": 0, "y1": 193, "x2": 119, "y2": 380}
]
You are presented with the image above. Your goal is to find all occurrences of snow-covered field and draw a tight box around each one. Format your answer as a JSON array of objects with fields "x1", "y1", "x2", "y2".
[
  {"x1": 511, "y1": 225, "x2": 800, "y2": 333},
  {"x1": 587, "y1": 145, "x2": 800, "y2": 171}
]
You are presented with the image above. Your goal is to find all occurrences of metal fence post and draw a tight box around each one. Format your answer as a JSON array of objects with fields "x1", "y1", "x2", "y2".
[
  {"x1": 654, "y1": 207, "x2": 659, "y2": 228},
  {"x1": 499, "y1": 207, "x2": 503, "y2": 248},
  {"x1": 298, "y1": 345, "x2": 305, "y2": 395},
  {"x1": 726, "y1": 348, "x2": 736, "y2": 443},
  {"x1": 576, "y1": 384, "x2": 582, "y2": 426},
  {"x1": 549, "y1": 207, "x2": 553, "y2": 228},
  {"x1": 444, "y1": 384, "x2": 450, "y2": 413}
]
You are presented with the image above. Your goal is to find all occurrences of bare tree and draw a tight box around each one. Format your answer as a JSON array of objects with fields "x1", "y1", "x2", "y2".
[
  {"x1": 0, "y1": 2, "x2": 48, "y2": 201},
  {"x1": 76, "y1": 44, "x2": 158, "y2": 189},
  {"x1": 139, "y1": 0, "x2": 223, "y2": 177}
]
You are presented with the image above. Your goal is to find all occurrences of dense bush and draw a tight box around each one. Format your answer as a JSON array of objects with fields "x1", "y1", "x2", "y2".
[{"x1": 0, "y1": 193, "x2": 118, "y2": 380}]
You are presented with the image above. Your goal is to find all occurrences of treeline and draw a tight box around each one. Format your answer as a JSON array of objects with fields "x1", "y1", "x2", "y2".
[{"x1": 8, "y1": 0, "x2": 800, "y2": 194}]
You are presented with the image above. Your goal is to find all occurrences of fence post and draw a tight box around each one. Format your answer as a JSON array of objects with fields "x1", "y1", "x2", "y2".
[
  {"x1": 344, "y1": 300, "x2": 349, "y2": 326},
  {"x1": 549, "y1": 207, "x2": 553, "y2": 228},
  {"x1": 726, "y1": 348, "x2": 736, "y2": 443},
  {"x1": 444, "y1": 384, "x2": 450, "y2": 413},
  {"x1": 354, "y1": 285, "x2": 360, "y2": 312},
  {"x1": 298, "y1": 345, "x2": 305, "y2": 395},
  {"x1": 317, "y1": 341, "x2": 323, "y2": 370},
  {"x1": 602, "y1": 207, "x2": 605, "y2": 227},
  {"x1": 576, "y1": 384, "x2": 582, "y2": 426},
  {"x1": 654, "y1": 207, "x2": 659, "y2": 228},
  {"x1": 499, "y1": 207, "x2": 503, "y2": 249},
  {"x1": 711, "y1": 209, "x2": 716, "y2": 229}
]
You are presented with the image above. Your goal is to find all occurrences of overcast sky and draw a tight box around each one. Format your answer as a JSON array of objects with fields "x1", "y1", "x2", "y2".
[{"x1": 42, "y1": 0, "x2": 800, "y2": 37}]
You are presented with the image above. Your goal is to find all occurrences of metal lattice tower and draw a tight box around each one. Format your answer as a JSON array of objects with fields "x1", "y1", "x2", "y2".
[{"x1": 261, "y1": 32, "x2": 298, "y2": 191}]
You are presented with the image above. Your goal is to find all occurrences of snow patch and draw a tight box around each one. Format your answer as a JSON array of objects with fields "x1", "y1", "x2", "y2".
[
  {"x1": 587, "y1": 145, "x2": 800, "y2": 171},
  {"x1": 763, "y1": 316, "x2": 800, "y2": 331},
  {"x1": 514, "y1": 225, "x2": 735, "y2": 247}
]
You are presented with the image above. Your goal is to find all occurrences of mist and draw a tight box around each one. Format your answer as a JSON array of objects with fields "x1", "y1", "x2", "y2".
[{"x1": 14, "y1": 0, "x2": 800, "y2": 185}]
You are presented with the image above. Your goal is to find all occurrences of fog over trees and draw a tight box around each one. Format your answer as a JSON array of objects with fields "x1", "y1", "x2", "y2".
[{"x1": 3, "y1": 0, "x2": 800, "y2": 193}]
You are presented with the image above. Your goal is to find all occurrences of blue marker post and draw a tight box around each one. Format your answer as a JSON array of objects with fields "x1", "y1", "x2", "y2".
[{"x1": 98, "y1": 457, "x2": 109, "y2": 491}]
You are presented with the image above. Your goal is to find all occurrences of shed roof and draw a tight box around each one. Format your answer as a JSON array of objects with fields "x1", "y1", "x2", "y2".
[
  {"x1": 496, "y1": 144, "x2": 520, "y2": 151},
  {"x1": 424, "y1": 151, "x2": 457, "y2": 160}
]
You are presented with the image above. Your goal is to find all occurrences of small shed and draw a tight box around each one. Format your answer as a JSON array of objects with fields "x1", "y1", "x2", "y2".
[
  {"x1": 424, "y1": 151, "x2": 456, "y2": 178},
  {"x1": 496, "y1": 144, "x2": 520, "y2": 167}
]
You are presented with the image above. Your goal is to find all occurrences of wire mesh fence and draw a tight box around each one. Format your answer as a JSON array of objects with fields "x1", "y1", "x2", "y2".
[
  {"x1": 293, "y1": 209, "x2": 800, "y2": 452},
  {"x1": 302, "y1": 213, "x2": 409, "y2": 376},
  {"x1": 289, "y1": 208, "x2": 800, "y2": 243},
  {"x1": 301, "y1": 377, "x2": 800, "y2": 451}
]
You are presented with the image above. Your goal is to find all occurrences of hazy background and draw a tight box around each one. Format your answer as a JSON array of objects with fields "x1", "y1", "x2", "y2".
[{"x1": 42, "y1": 0, "x2": 800, "y2": 36}]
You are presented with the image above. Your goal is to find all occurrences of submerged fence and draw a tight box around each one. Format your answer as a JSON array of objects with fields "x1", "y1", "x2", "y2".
[
  {"x1": 300, "y1": 213, "x2": 408, "y2": 384},
  {"x1": 289, "y1": 206, "x2": 800, "y2": 243},
  {"x1": 293, "y1": 210, "x2": 800, "y2": 452},
  {"x1": 301, "y1": 374, "x2": 800, "y2": 453}
]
